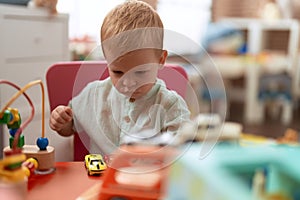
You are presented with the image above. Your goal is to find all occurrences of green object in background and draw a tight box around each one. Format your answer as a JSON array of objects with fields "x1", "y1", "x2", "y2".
[
  {"x1": 9, "y1": 135, "x2": 24, "y2": 148},
  {"x1": 166, "y1": 144, "x2": 300, "y2": 200},
  {"x1": 0, "y1": 110, "x2": 11, "y2": 124}
]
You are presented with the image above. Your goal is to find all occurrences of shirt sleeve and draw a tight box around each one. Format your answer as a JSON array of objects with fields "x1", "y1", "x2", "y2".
[
  {"x1": 69, "y1": 81, "x2": 99, "y2": 133},
  {"x1": 163, "y1": 94, "x2": 191, "y2": 134}
]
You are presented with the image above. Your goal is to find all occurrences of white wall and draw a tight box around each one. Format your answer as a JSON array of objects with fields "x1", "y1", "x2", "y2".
[
  {"x1": 158, "y1": 0, "x2": 212, "y2": 55},
  {"x1": 57, "y1": 0, "x2": 123, "y2": 40},
  {"x1": 57, "y1": 0, "x2": 212, "y2": 51}
]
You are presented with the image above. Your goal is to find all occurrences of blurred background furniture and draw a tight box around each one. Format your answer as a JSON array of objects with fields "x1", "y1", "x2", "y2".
[
  {"x1": 206, "y1": 0, "x2": 300, "y2": 125},
  {"x1": 0, "y1": 4, "x2": 70, "y2": 159},
  {"x1": 211, "y1": 0, "x2": 261, "y2": 21},
  {"x1": 218, "y1": 18, "x2": 299, "y2": 124},
  {"x1": 205, "y1": 0, "x2": 300, "y2": 138}
]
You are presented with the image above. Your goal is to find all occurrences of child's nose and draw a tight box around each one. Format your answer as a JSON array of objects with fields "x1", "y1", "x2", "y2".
[{"x1": 122, "y1": 77, "x2": 137, "y2": 88}]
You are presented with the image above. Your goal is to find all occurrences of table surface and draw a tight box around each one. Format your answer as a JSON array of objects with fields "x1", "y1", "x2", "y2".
[{"x1": 27, "y1": 162, "x2": 102, "y2": 200}]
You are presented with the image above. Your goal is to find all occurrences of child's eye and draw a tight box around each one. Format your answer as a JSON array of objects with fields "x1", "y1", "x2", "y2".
[
  {"x1": 135, "y1": 71, "x2": 147, "y2": 75},
  {"x1": 112, "y1": 71, "x2": 124, "y2": 75}
]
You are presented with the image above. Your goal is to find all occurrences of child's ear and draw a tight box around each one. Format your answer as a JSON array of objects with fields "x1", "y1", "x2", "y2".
[{"x1": 159, "y1": 50, "x2": 168, "y2": 69}]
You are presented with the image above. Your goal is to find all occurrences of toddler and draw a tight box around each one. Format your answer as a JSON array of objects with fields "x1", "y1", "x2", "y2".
[{"x1": 50, "y1": 0, "x2": 191, "y2": 155}]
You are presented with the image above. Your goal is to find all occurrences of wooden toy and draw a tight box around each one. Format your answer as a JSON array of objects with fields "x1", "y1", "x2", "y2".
[
  {"x1": 0, "y1": 80, "x2": 55, "y2": 173},
  {"x1": 0, "y1": 153, "x2": 40, "y2": 199},
  {"x1": 3, "y1": 145, "x2": 54, "y2": 172}
]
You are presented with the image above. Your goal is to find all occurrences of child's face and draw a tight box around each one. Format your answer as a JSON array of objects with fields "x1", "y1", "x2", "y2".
[{"x1": 108, "y1": 49, "x2": 167, "y2": 99}]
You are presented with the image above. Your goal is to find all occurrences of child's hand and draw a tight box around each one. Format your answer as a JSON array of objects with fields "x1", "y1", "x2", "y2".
[{"x1": 50, "y1": 106, "x2": 73, "y2": 134}]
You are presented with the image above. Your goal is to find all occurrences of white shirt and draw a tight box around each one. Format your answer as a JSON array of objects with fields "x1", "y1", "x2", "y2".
[{"x1": 71, "y1": 78, "x2": 190, "y2": 155}]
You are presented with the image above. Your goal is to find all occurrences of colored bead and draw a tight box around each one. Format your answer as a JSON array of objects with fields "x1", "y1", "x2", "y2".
[
  {"x1": 7, "y1": 108, "x2": 20, "y2": 123},
  {"x1": 22, "y1": 158, "x2": 39, "y2": 177},
  {"x1": 0, "y1": 110, "x2": 11, "y2": 124},
  {"x1": 27, "y1": 158, "x2": 38, "y2": 169},
  {"x1": 9, "y1": 128, "x2": 19, "y2": 137},
  {"x1": 22, "y1": 166, "x2": 31, "y2": 177},
  {"x1": 36, "y1": 137, "x2": 49, "y2": 150},
  {"x1": 5, "y1": 161, "x2": 22, "y2": 170},
  {"x1": 7, "y1": 118, "x2": 21, "y2": 129},
  {"x1": 9, "y1": 135, "x2": 25, "y2": 148}
]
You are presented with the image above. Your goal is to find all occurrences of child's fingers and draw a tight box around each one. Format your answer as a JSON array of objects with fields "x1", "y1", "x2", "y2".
[
  {"x1": 49, "y1": 117, "x2": 63, "y2": 131},
  {"x1": 51, "y1": 106, "x2": 72, "y2": 124},
  {"x1": 64, "y1": 106, "x2": 73, "y2": 118},
  {"x1": 56, "y1": 106, "x2": 73, "y2": 122},
  {"x1": 50, "y1": 106, "x2": 73, "y2": 131}
]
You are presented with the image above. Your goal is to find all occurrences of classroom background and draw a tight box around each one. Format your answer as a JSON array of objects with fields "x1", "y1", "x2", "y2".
[{"x1": 1, "y1": 0, "x2": 300, "y2": 199}]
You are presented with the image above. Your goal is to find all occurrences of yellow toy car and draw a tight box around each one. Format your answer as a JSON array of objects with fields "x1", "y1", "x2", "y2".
[{"x1": 84, "y1": 154, "x2": 107, "y2": 176}]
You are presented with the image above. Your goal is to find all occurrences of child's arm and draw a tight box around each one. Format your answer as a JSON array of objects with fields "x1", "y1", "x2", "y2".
[
  {"x1": 50, "y1": 105, "x2": 75, "y2": 136},
  {"x1": 164, "y1": 97, "x2": 191, "y2": 134}
]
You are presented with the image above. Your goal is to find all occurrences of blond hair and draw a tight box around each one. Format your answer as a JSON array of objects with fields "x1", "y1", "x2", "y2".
[
  {"x1": 100, "y1": 0, "x2": 164, "y2": 63},
  {"x1": 101, "y1": 0, "x2": 163, "y2": 42}
]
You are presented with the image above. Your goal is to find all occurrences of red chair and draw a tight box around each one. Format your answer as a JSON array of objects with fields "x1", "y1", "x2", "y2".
[{"x1": 46, "y1": 61, "x2": 188, "y2": 161}]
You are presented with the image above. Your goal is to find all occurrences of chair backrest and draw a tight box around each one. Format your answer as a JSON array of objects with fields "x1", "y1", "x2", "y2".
[{"x1": 46, "y1": 61, "x2": 188, "y2": 161}]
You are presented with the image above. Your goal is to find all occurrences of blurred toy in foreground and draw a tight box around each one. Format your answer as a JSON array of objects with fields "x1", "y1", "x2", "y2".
[
  {"x1": 0, "y1": 154, "x2": 39, "y2": 200},
  {"x1": 98, "y1": 145, "x2": 176, "y2": 200},
  {"x1": 0, "y1": 154, "x2": 28, "y2": 200}
]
